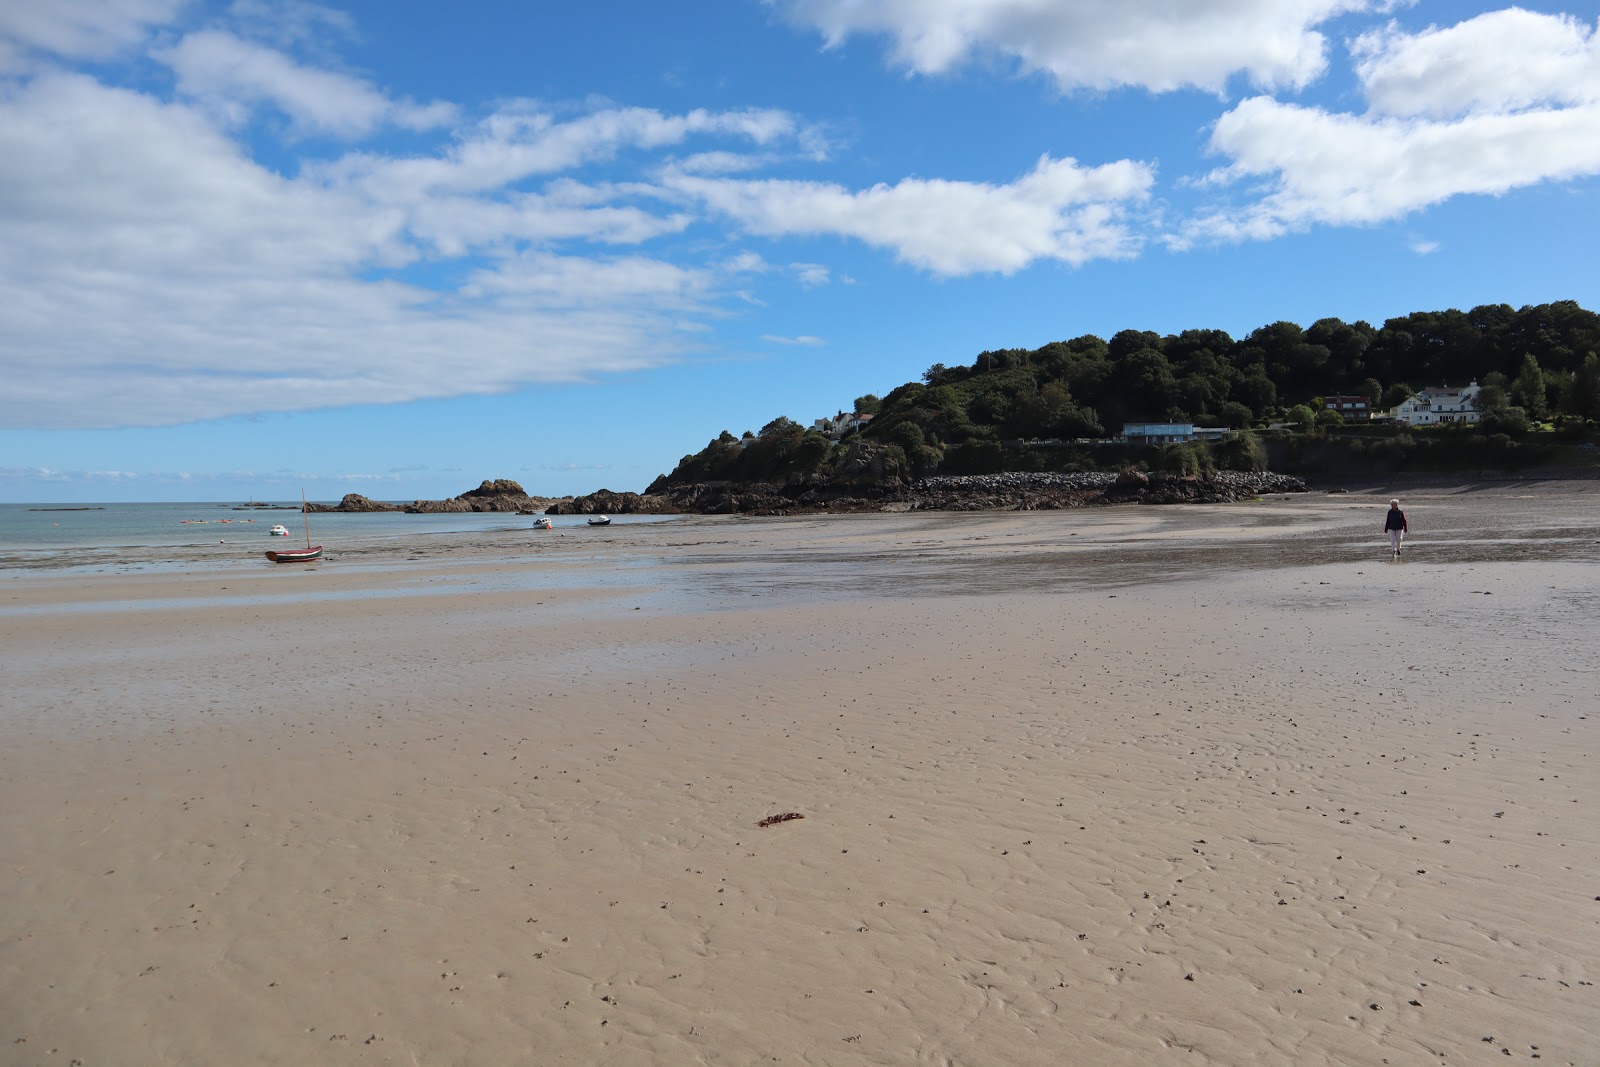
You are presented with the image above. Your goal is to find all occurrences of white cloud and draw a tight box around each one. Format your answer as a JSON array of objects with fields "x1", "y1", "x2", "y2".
[
  {"x1": 762, "y1": 334, "x2": 827, "y2": 346},
  {"x1": 1185, "y1": 9, "x2": 1600, "y2": 242},
  {"x1": 1354, "y1": 9, "x2": 1600, "y2": 118},
  {"x1": 673, "y1": 150, "x2": 777, "y2": 175},
  {"x1": 316, "y1": 105, "x2": 803, "y2": 201},
  {"x1": 668, "y1": 154, "x2": 1154, "y2": 275},
  {"x1": 0, "y1": 75, "x2": 781, "y2": 430},
  {"x1": 774, "y1": 0, "x2": 1378, "y2": 93},
  {"x1": 0, "y1": 0, "x2": 186, "y2": 71},
  {"x1": 460, "y1": 251, "x2": 715, "y2": 309},
  {"x1": 224, "y1": 0, "x2": 356, "y2": 51},
  {"x1": 791, "y1": 262, "x2": 831, "y2": 286},
  {"x1": 156, "y1": 30, "x2": 455, "y2": 138},
  {"x1": 1408, "y1": 236, "x2": 1439, "y2": 255},
  {"x1": 1189, "y1": 96, "x2": 1600, "y2": 241}
]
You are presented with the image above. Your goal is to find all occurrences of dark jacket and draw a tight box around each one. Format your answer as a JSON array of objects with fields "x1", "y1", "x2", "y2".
[{"x1": 1384, "y1": 508, "x2": 1408, "y2": 532}]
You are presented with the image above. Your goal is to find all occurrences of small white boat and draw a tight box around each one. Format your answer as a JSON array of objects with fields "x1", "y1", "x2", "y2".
[
  {"x1": 269, "y1": 525, "x2": 291, "y2": 536},
  {"x1": 587, "y1": 515, "x2": 612, "y2": 526},
  {"x1": 531, "y1": 516, "x2": 553, "y2": 530}
]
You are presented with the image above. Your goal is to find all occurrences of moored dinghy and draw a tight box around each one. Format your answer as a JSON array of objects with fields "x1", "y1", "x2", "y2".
[
  {"x1": 266, "y1": 491, "x2": 322, "y2": 562},
  {"x1": 265, "y1": 544, "x2": 323, "y2": 563}
]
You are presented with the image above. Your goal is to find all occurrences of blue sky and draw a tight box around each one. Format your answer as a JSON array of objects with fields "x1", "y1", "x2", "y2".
[{"x1": 2, "y1": 0, "x2": 1598, "y2": 503}]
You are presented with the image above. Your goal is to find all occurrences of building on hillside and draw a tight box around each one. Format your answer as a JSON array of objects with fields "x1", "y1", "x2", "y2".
[
  {"x1": 1323, "y1": 395, "x2": 1373, "y2": 421},
  {"x1": 1389, "y1": 381, "x2": 1482, "y2": 426},
  {"x1": 810, "y1": 412, "x2": 873, "y2": 438},
  {"x1": 1120, "y1": 422, "x2": 1195, "y2": 444}
]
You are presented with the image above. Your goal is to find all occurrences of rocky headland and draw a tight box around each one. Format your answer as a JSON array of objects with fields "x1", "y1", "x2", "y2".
[{"x1": 546, "y1": 469, "x2": 1309, "y2": 516}]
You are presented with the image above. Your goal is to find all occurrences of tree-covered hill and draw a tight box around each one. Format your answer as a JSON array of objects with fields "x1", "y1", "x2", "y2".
[{"x1": 651, "y1": 300, "x2": 1600, "y2": 490}]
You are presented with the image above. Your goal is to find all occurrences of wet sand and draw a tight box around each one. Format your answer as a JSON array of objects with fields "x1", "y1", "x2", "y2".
[{"x1": 2, "y1": 483, "x2": 1597, "y2": 1065}]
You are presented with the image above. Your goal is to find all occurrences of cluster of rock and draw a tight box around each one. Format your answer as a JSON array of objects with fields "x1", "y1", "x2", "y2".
[
  {"x1": 548, "y1": 469, "x2": 1308, "y2": 516},
  {"x1": 1100, "y1": 469, "x2": 1310, "y2": 504},
  {"x1": 304, "y1": 480, "x2": 568, "y2": 514},
  {"x1": 310, "y1": 472, "x2": 1307, "y2": 519},
  {"x1": 303, "y1": 493, "x2": 403, "y2": 513}
]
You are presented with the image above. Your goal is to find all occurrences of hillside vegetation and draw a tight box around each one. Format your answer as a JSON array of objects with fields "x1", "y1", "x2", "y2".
[{"x1": 652, "y1": 301, "x2": 1600, "y2": 489}]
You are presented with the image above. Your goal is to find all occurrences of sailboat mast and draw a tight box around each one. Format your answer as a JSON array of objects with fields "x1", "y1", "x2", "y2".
[{"x1": 301, "y1": 489, "x2": 312, "y2": 549}]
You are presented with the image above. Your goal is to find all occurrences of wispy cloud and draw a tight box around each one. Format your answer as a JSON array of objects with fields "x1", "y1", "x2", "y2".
[
  {"x1": 762, "y1": 334, "x2": 827, "y2": 346},
  {"x1": 790, "y1": 262, "x2": 830, "y2": 287},
  {"x1": 155, "y1": 30, "x2": 456, "y2": 138}
]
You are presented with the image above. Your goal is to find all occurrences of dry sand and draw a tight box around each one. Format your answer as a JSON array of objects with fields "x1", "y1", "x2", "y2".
[{"x1": 2, "y1": 483, "x2": 1597, "y2": 1066}]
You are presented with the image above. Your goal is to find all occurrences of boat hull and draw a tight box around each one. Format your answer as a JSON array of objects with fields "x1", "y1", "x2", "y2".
[{"x1": 266, "y1": 546, "x2": 323, "y2": 563}]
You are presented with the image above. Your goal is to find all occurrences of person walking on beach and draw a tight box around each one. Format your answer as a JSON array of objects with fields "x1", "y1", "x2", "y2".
[{"x1": 1384, "y1": 499, "x2": 1408, "y2": 558}]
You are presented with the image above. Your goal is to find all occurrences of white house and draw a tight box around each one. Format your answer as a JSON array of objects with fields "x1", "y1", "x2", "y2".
[
  {"x1": 1389, "y1": 381, "x2": 1481, "y2": 426},
  {"x1": 811, "y1": 412, "x2": 873, "y2": 438}
]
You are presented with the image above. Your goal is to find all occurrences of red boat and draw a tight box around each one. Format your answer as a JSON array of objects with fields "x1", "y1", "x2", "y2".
[{"x1": 266, "y1": 490, "x2": 322, "y2": 563}]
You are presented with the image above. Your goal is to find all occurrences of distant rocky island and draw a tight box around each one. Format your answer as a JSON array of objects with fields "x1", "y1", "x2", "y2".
[{"x1": 304, "y1": 479, "x2": 568, "y2": 515}]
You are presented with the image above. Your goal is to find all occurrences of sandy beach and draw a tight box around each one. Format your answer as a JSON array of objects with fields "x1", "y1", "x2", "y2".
[{"x1": 2, "y1": 482, "x2": 1597, "y2": 1066}]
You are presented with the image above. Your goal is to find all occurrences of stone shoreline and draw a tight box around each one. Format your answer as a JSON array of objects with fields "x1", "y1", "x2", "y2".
[{"x1": 548, "y1": 469, "x2": 1312, "y2": 516}]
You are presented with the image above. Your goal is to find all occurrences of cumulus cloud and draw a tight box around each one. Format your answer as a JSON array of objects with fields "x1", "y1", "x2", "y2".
[
  {"x1": 774, "y1": 0, "x2": 1378, "y2": 93},
  {"x1": 1354, "y1": 9, "x2": 1600, "y2": 118},
  {"x1": 156, "y1": 30, "x2": 455, "y2": 138},
  {"x1": 667, "y1": 154, "x2": 1154, "y2": 275},
  {"x1": 0, "y1": 74, "x2": 815, "y2": 430},
  {"x1": 1185, "y1": 9, "x2": 1600, "y2": 242}
]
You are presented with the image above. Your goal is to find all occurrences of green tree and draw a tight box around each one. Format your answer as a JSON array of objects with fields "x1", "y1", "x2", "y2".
[
  {"x1": 853, "y1": 394, "x2": 882, "y2": 415},
  {"x1": 1477, "y1": 371, "x2": 1510, "y2": 412},
  {"x1": 1214, "y1": 400, "x2": 1254, "y2": 429},
  {"x1": 1511, "y1": 354, "x2": 1548, "y2": 419},
  {"x1": 1381, "y1": 383, "x2": 1414, "y2": 411},
  {"x1": 1234, "y1": 373, "x2": 1277, "y2": 416},
  {"x1": 1479, "y1": 406, "x2": 1531, "y2": 437},
  {"x1": 1562, "y1": 353, "x2": 1600, "y2": 421},
  {"x1": 1287, "y1": 404, "x2": 1318, "y2": 428},
  {"x1": 759, "y1": 416, "x2": 802, "y2": 438}
]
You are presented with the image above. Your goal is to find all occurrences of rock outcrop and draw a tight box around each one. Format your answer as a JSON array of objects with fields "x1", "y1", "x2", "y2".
[
  {"x1": 313, "y1": 471, "x2": 1307, "y2": 518},
  {"x1": 544, "y1": 488, "x2": 678, "y2": 516},
  {"x1": 553, "y1": 470, "x2": 1308, "y2": 517},
  {"x1": 303, "y1": 493, "x2": 404, "y2": 513},
  {"x1": 407, "y1": 479, "x2": 563, "y2": 513},
  {"x1": 305, "y1": 480, "x2": 570, "y2": 514}
]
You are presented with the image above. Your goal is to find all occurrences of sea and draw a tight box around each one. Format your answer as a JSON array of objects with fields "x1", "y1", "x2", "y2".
[{"x1": 0, "y1": 501, "x2": 675, "y2": 574}]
